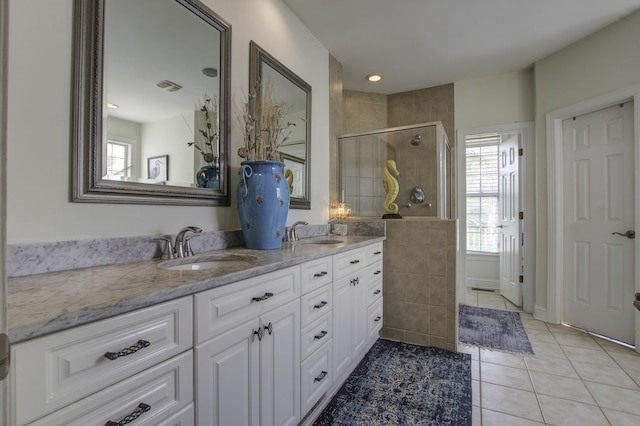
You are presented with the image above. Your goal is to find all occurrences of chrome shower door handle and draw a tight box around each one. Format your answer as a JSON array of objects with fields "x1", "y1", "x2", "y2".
[{"x1": 612, "y1": 230, "x2": 635, "y2": 239}]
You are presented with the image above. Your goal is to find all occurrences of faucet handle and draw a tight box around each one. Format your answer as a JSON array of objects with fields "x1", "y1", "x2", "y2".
[
  {"x1": 154, "y1": 237, "x2": 175, "y2": 260},
  {"x1": 184, "y1": 234, "x2": 200, "y2": 257}
]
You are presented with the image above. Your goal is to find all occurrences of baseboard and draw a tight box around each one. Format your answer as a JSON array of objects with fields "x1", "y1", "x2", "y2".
[
  {"x1": 533, "y1": 304, "x2": 548, "y2": 322},
  {"x1": 466, "y1": 278, "x2": 499, "y2": 291}
]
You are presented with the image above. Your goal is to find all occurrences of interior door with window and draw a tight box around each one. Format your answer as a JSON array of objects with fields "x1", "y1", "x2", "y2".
[
  {"x1": 499, "y1": 134, "x2": 521, "y2": 306},
  {"x1": 562, "y1": 102, "x2": 635, "y2": 344}
]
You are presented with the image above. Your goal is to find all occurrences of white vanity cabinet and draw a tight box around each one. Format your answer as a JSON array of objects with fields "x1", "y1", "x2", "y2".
[
  {"x1": 194, "y1": 266, "x2": 301, "y2": 426},
  {"x1": 331, "y1": 242, "x2": 383, "y2": 386},
  {"x1": 299, "y1": 257, "x2": 333, "y2": 415},
  {"x1": 10, "y1": 296, "x2": 193, "y2": 426}
]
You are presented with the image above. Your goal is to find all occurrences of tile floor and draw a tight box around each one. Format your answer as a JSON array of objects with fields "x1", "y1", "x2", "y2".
[{"x1": 462, "y1": 288, "x2": 640, "y2": 426}]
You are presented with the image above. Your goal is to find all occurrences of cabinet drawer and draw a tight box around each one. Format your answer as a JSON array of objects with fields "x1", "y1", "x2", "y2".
[
  {"x1": 367, "y1": 274, "x2": 383, "y2": 306},
  {"x1": 29, "y1": 351, "x2": 193, "y2": 426},
  {"x1": 367, "y1": 261, "x2": 383, "y2": 284},
  {"x1": 195, "y1": 266, "x2": 300, "y2": 343},
  {"x1": 301, "y1": 340, "x2": 332, "y2": 416},
  {"x1": 300, "y1": 284, "x2": 332, "y2": 327},
  {"x1": 300, "y1": 256, "x2": 333, "y2": 294},
  {"x1": 365, "y1": 242, "x2": 384, "y2": 265},
  {"x1": 333, "y1": 248, "x2": 366, "y2": 278},
  {"x1": 301, "y1": 312, "x2": 332, "y2": 361},
  {"x1": 12, "y1": 297, "x2": 193, "y2": 425},
  {"x1": 368, "y1": 299, "x2": 383, "y2": 341}
]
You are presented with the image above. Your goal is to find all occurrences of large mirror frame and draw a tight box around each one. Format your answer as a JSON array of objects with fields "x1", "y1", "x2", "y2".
[
  {"x1": 249, "y1": 41, "x2": 311, "y2": 210},
  {"x1": 72, "y1": 0, "x2": 231, "y2": 205}
]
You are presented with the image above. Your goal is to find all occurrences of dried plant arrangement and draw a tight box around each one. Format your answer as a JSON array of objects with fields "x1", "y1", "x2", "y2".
[
  {"x1": 236, "y1": 78, "x2": 296, "y2": 162},
  {"x1": 184, "y1": 94, "x2": 219, "y2": 166}
]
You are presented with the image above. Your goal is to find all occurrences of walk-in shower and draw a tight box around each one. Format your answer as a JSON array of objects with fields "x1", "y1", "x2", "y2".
[{"x1": 338, "y1": 121, "x2": 451, "y2": 218}]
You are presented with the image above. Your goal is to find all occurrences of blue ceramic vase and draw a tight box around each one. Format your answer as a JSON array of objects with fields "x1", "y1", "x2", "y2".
[
  {"x1": 237, "y1": 161, "x2": 290, "y2": 249},
  {"x1": 196, "y1": 165, "x2": 219, "y2": 189}
]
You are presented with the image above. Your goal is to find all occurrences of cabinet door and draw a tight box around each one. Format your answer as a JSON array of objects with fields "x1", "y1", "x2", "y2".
[
  {"x1": 260, "y1": 299, "x2": 300, "y2": 426},
  {"x1": 332, "y1": 276, "x2": 352, "y2": 379},
  {"x1": 196, "y1": 318, "x2": 260, "y2": 426},
  {"x1": 352, "y1": 272, "x2": 368, "y2": 356}
]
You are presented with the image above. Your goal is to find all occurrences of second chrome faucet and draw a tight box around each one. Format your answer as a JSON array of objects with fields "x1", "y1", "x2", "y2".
[{"x1": 283, "y1": 221, "x2": 308, "y2": 242}]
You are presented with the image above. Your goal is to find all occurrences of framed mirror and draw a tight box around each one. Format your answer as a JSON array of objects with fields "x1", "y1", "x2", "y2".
[
  {"x1": 72, "y1": 0, "x2": 231, "y2": 205},
  {"x1": 249, "y1": 41, "x2": 311, "y2": 209}
]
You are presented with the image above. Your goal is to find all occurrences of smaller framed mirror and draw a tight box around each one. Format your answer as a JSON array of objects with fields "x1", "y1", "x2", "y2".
[{"x1": 249, "y1": 41, "x2": 311, "y2": 209}]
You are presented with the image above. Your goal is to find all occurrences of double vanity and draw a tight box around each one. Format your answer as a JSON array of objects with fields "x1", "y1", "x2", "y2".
[{"x1": 6, "y1": 234, "x2": 384, "y2": 425}]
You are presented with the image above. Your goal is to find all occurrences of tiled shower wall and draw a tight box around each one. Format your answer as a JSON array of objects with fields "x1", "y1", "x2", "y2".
[
  {"x1": 329, "y1": 61, "x2": 458, "y2": 351},
  {"x1": 381, "y1": 218, "x2": 458, "y2": 351}
]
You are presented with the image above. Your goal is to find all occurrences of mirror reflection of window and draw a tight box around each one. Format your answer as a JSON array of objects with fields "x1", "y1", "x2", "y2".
[{"x1": 106, "y1": 140, "x2": 132, "y2": 178}]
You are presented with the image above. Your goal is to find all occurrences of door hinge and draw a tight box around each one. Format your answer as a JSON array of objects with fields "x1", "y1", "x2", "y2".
[
  {"x1": 518, "y1": 148, "x2": 523, "y2": 156},
  {"x1": 0, "y1": 333, "x2": 10, "y2": 381},
  {"x1": 519, "y1": 275, "x2": 524, "y2": 284},
  {"x1": 519, "y1": 211, "x2": 524, "y2": 220}
]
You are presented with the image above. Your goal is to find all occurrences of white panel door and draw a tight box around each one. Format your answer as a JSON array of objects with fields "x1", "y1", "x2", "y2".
[
  {"x1": 562, "y1": 102, "x2": 635, "y2": 344},
  {"x1": 499, "y1": 134, "x2": 521, "y2": 306}
]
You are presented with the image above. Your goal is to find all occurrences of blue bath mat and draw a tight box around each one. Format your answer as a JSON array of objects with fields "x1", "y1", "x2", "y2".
[
  {"x1": 313, "y1": 339, "x2": 472, "y2": 425},
  {"x1": 459, "y1": 304, "x2": 535, "y2": 356}
]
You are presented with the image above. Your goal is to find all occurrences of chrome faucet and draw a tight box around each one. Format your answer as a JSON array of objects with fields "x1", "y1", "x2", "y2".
[
  {"x1": 284, "y1": 221, "x2": 308, "y2": 242},
  {"x1": 175, "y1": 226, "x2": 202, "y2": 258}
]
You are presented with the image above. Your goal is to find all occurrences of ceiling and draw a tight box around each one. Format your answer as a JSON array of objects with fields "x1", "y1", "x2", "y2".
[{"x1": 281, "y1": 0, "x2": 640, "y2": 94}]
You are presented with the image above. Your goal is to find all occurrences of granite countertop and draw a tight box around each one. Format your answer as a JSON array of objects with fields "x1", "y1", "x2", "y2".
[{"x1": 7, "y1": 235, "x2": 384, "y2": 343}]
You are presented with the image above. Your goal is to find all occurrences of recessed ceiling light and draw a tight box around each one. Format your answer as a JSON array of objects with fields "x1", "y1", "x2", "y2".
[
  {"x1": 107, "y1": 103, "x2": 119, "y2": 109},
  {"x1": 366, "y1": 73, "x2": 382, "y2": 82},
  {"x1": 156, "y1": 80, "x2": 183, "y2": 92},
  {"x1": 202, "y1": 67, "x2": 218, "y2": 78}
]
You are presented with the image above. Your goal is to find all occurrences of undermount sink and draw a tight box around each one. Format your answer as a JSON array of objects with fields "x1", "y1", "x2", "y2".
[
  {"x1": 158, "y1": 253, "x2": 258, "y2": 271},
  {"x1": 300, "y1": 238, "x2": 345, "y2": 245}
]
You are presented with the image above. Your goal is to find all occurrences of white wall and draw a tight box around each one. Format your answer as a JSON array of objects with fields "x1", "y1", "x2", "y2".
[
  {"x1": 454, "y1": 70, "x2": 534, "y2": 292},
  {"x1": 6, "y1": 0, "x2": 329, "y2": 243},
  {"x1": 533, "y1": 9, "x2": 640, "y2": 310},
  {"x1": 141, "y1": 115, "x2": 195, "y2": 184},
  {"x1": 454, "y1": 69, "x2": 534, "y2": 130}
]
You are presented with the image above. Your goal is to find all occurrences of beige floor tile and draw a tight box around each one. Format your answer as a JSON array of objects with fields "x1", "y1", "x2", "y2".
[
  {"x1": 526, "y1": 329, "x2": 557, "y2": 344},
  {"x1": 525, "y1": 356, "x2": 579, "y2": 378},
  {"x1": 522, "y1": 319, "x2": 549, "y2": 331},
  {"x1": 480, "y1": 301, "x2": 510, "y2": 311},
  {"x1": 537, "y1": 394, "x2": 608, "y2": 426},
  {"x1": 472, "y1": 379, "x2": 480, "y2": 407},
  {"x1": 529, "y1": 370, "x2": 595, "y2": 404},
  {"x1": 481, "y1": 409, "x2": 545, "y2": 425},
  {"x1": 602, "y1": 408, "x2": 640, "y2": 426},
  {"x1": 595, "y1": 336, "x2": 636, "y2": 354},
  {"x1": 561, "y1": 345, "x2": 616, "y2": 366},
  {"x1": 480, "y1": 348, "x2": 527, "y2": 369},
  {"x1": 458, "y1": 344, "x2": 480, "y2": 361},
  {"x1": 553, "y1": 333, "x2": 601, "y2": 350},
  {"x1": 481, "y1": 362, "x2": 534, "y2": 391},
  {"x1": 530, "y1": 341, "x2": 567, "y2": 360},
  {"x1": 546, "y1": 323, "x2": 587, "y2": 335},
  {"x1": 480, "y1": 382, "x2": 544, "y2": 422},
  {"x1": 607, "y1": 350, "x2": 640, "y2": 374},
  {"x1": 585, "y1": 382, "x2": 640, "y2": 416},
  {"x1": 572, "y1": 361, "x2": 639, "y2": 390},
  {"x1": 472, "y1": 405, "x2": 481, "y2": 426},
  {"x1": 471, "y1": 359, "x2": 479, "y2": 381}
]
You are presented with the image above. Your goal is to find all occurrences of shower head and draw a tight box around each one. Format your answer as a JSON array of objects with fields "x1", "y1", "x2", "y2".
[{"x1": 410, "y1": 134, "x2": 422, "y2": 146}]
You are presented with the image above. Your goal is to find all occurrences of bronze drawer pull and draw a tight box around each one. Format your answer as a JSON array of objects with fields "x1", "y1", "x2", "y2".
[
  {"x1": 314, "y1": 371, "x2": 328, "y2": 382},
  {"x1": 314, "y1": 301, "x2": 328, "y2": 309},
  {"x1": 105, "y1": 402, "x2": 151, "y2": 426},
  {"x1": 373, "y1": 270, "x2": 381, "y2": 275},
  {"x1": 251, "y1": 292, "x2": 274, "y2": 302},
  {"x1": 313, "y1": 271, "x2": 328, "y2": 278},
  {"x1": 374, "y1": 316, "x2": 382, "y2": 322},
  {"x1": 349, "y1": 259, "x2": 360, "y2": 264},
  {"x1": 373, "y1": 251, "x2": 382, "y2": 255},
  {"x1": 314, "y1": 330, "x2": 328, "y2": 340},
  {"x1": 104, "y1": 340, "x2": 150, "y2": 361},
  {"x1": 373, "y1": 289, "x2": 381, "y2": 295}
]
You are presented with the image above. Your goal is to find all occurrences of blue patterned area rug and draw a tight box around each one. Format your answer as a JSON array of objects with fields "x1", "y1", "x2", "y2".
[
  {"x1": 313, "y1": 339, "x2": 471, "y2": 425},
  {"x1": 458, "y1": 304, "x2": 535, "y2": 356}
]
